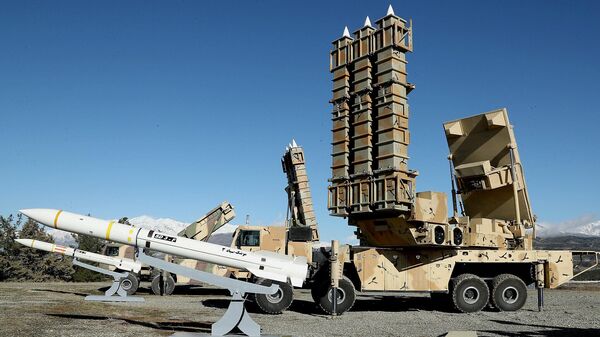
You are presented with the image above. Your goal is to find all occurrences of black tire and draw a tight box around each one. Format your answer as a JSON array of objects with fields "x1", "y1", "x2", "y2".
[
  {"x1": 151, "y1": 274, "x2": 175, "y2": 295},
  {"x1": 310, "y1": 284, "x2": 321, "y2": 304},
  {"x1": 119, "y1": 272, "x2": 139, "y2": 296},
  {"x1": 490, "y1": 274, "x2": 527, "y2": 312},
  {"x1": 251, "y1": 278, "x2": 294, "y2": 314},
  {"x1": 313, "y1": 276, "x2": 356, "y2": 315},
  {"x1": 451, "y1": 273, "x2": 489, "y2": 313}
]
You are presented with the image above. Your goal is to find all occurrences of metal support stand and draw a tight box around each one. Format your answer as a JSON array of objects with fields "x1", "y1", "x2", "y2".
[
  {"x1": 535, "y1": 262, "x2": 545, "y2": 312},
  {"x1": 137, "y1": 250, "x2": 279, "y2": 336},
  {"x1": 537, "y1": 287, "x2": 544, "y2": 312},
  {"x1": 72, "y1": 259, "x2": 144, "y2": 302},
  {"x1": 330, "y1": 240, "x2": 340, "y2": 316}
]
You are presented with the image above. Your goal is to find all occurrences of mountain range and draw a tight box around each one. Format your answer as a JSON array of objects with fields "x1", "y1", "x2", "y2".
[{"x1": 536, "y1": 219, "x2": 600, "y2": 237}]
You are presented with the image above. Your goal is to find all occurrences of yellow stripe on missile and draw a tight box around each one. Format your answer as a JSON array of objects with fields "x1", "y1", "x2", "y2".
[
  {"x1": 127, "y1": 228, "x2": 134, "y2": 242},
  {"x1": 51, "y1": 244, "x2": 56, "y2": 253},
  {"x1": 106, "y1": 220, "x2": 115, "y2": 240},
  {"x1": 53, "y1": 210, "x2": 63, "y2": 229},
  {"x1": 31, "y1": 240, "x2": 35, "y2": 248}
]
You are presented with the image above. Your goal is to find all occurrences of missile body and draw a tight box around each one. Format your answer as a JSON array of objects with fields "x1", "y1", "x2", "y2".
[
  {"x1": 20, "y1": 209, "x2": 308, "y2": 287},
  {"x1": 15, "y1": 238, "x2": 142, "y2": 273}
]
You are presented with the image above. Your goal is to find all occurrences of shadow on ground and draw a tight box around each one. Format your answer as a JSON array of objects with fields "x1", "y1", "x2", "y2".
[
  {"x1": 351, "y1": 295, "x2": 450, "y2": 313},
  {"x1": 476, "y1": 319, "x2": 600, "y2": 337},
  {"x1": 47, "y1": 313, "x2": 212, "y2": 333},
  {"x1": 170, "y1": 285, "x2": 230, "y2": 296},
  {"x1": 203, "y1": 295, "x2": 454, "y2": 316},
  {"x1": 31, "y1": 289, "x2": 89, "y2": 297}
]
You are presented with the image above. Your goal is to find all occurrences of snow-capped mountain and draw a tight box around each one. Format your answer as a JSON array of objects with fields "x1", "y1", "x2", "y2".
[
  {"x1": 46, "y1": 215, "x2": 238, "y2": 246},
  {"x1": 536, "y1": 217, "x2": 600, "y2": 237},
  {"x1": 46, "y1": 228, "x2": 78, "y2": 247},
  {"x1": 128, "y1": 215, "x2": 188, "y2": 234},
  {"x1": 574, "y1": 221, "x2": 600, "y2": 236}
]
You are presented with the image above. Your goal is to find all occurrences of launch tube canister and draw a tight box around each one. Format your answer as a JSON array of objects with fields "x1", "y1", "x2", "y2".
[
  {"x1": 15, "y1": 238, "x2": 142, "y2": 273},
  {"x1": 20, "y1": 209, "x2": 308, "y2": 287}
]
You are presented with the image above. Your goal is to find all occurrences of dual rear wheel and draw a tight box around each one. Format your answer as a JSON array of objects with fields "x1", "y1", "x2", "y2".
[
  {"x1": 445, "y1": 273, "x2": 527, "y2": 313},
  {"x1": 490, "y1": 273, "x2": 528, "y2": 312}
]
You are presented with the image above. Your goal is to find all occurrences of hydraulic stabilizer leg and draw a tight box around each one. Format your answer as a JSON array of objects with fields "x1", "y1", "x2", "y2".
[
  {"x1": 535, "y1": 262, "x2": 545, "y2": 312},
  {"x1": 72, "y1": 259, "x2": 144, "y2": 302},
  {"x1": 137, "y1": 250, "x2": 279, "y2": 336}
]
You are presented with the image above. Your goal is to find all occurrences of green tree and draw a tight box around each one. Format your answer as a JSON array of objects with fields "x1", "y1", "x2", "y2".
[
  {"x1": 0, "y1": 215, "x2": 74, "y2": 281},
  {"x1": 0, "y1": 214, "x2": 21, "y2": 280}
]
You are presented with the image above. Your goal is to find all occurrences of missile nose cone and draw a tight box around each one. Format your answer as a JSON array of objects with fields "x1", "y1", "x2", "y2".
[
  {"x1": 19, "y1": 209, "x2": 33, "y2": 217},
  {"x1": 387, "y1": 4, "x2": 395, "y2": 16},
  {"x1": 15, "y1": 239, "x2": 31, "y2": 246},
  {"x1": 342, "y1": 26, "x2": 351, "y2": 38},
  {"x1": 19, "y1": 208, "x2": 60, "y2": 227}
]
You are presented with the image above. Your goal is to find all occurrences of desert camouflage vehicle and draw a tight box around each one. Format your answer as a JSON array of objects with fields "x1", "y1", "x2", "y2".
[
  {"x1": 101, "y1": 201, "x2": 235, "y2": 295},
  {"x1": 223, "y1": 6, "x2": 598, "y2": 316}
]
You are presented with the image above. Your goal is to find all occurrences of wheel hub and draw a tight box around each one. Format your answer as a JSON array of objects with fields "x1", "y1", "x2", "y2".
[
  {"x1": 265, "y1": 288, "x2": 284, "y2": 304},
  {"x1": 462, "y1": 286, "x2": 479, "y2": 304},
  {"x1": 121, "y1": 279, "x2": 132, "y2": 290},
  {"x1": 327, "y1": 287, "x2": 346, "y2": 304},
  {"x1": 502, "y1": 286, "x2": 519, "y2": 304}
]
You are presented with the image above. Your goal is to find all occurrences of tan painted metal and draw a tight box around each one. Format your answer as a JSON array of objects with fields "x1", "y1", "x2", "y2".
[
  {"x1": 282, "y1": 142, "x2": 319, "y2": 241},
  {"x1": 177, "y1": 201, "x2": 236, "y2": 241}
]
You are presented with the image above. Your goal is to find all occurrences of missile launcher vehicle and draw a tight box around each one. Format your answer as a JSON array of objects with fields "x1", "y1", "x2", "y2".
[{"x1": 224, "y1": 5, "x2": 599, "y2": 316}]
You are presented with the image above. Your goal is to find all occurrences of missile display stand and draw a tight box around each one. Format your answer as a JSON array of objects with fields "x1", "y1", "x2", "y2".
[
  {"x1": 72, "y1": 258, "x2": 144, "y2": 302},
  {"x1": 137, "y1": 250, "x2": 278, "y2": 337}
]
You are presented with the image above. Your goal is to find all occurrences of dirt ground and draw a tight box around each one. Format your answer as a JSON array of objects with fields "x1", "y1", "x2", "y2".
[{"x1": 0, "y1": 282, "x2": 599, "y2": 337}]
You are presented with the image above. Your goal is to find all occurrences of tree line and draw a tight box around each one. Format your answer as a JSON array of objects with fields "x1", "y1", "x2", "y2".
[{"x1": 0, "y1": 214, "x2": 107, "y2": 282}]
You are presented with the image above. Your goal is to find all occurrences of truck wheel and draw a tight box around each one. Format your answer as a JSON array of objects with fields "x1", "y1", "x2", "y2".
[
  {"x1": 451, "y1": 274, "x2": 489, "y2": 313},
  {"x1": 119, "y1": 273, "x2": 139, "y2": 295},
  {"x1": 314, "y1": 277, "x2": 356, "y2": 315},
  {"x1": 490, "y1": 274, "x2": 527, "y2": 311},
  {"x1": 252, "y1": 278, "x2": 294, "y2": 314},
  {"x1": 151, "y1": 274, "x2": 175, "y2": 295}
]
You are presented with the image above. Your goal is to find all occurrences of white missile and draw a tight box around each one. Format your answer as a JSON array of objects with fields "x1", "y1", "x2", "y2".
[
  {"x1": 15, "y1": 238, "x2": 142, "y2": 273},
  {"x1": 20, "y1": 209, "x2": 308, "y2": 287}
]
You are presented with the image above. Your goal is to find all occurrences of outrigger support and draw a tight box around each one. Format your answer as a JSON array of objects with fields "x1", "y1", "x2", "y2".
[
  {"x1": 73, "y1": 258, "x2": 144, "y2": 302},
  {"x1": 137, "y1": 250, "x2": 280, "y2": 337}
]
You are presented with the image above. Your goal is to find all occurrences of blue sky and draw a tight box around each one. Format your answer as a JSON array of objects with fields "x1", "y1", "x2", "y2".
[{"x1": 1, "y1": 1, "x2": 599, "y2": 243}]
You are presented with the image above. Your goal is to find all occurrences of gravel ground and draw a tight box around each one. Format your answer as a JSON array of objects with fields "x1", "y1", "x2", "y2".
[{"x1": 0, "y1": 282, "x2": 599, "y2": 337}]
